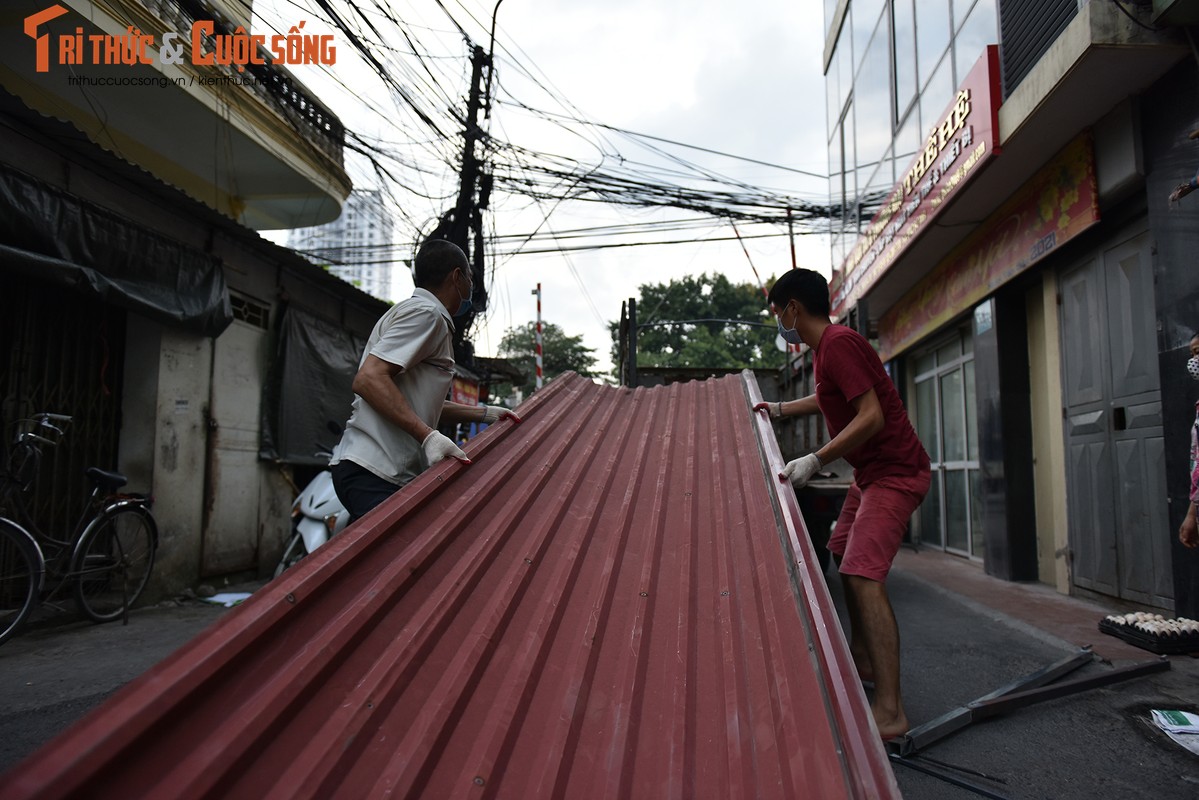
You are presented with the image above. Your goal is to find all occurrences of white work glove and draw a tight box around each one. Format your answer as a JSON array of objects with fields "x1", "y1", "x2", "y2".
[
  {"x1": 422, "y1": 430, "x2": 471, "y2": 466},
  {"x1": 753, "y1": 401, "x2": 783, "y2": 419},
  {"x1": 780, "y1": 453, "x2": 822, "y2": 488},
  {"x1": 482, "y1": 405, "x2": 522, "y2": 424}
]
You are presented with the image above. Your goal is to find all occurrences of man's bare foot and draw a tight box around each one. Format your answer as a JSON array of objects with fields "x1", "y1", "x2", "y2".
[{"x1": 872, "y1": 705, "x2": 909, "y2": 740}]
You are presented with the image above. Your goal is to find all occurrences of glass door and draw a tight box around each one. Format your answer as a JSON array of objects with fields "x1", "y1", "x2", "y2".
[{"x1": 912, "y1": 328, "x2": 981, "y2": 557}]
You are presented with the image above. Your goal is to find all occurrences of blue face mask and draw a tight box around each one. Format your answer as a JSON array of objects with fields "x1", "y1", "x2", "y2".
[
  {"x1": 777, "y1": 305, "x2": 803, "y2": 345},
  {"x1": 454, "y1": 273, "x2": 473, "y2": 318}
]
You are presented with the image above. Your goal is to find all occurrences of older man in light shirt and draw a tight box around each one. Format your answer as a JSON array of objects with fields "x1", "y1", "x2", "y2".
[{"x1": 330, "y1": 239, "x2": 518, "y2": 521}]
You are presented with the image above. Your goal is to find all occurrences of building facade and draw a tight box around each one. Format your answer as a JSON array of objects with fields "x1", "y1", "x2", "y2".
[
  {"x1": 288, "y1": 188, "x2": 396, "y2": 301},
  {"x1": 1, "y1": 0, "x2": 387, "y2": 597},
  {"x1": 819, "y1": 0, "x2": 1199, "y2": 616}
]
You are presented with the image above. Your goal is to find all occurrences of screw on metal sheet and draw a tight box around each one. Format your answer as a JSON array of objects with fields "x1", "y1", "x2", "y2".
[
  {"x1": 685, "y1": 491, "x2": 692, "y2": 496},
  {"x1": 721, "y1": 591, "x2": 729, "y2": 596},
  {"x1": 474, "y1": 777, "x2": 486, "y2": 786},
  {"x1": 285, "y1": 593, "x2": 296, "y2": 604},
  {"x1": 366, "y1": 701, "x2": 373, "y2": 708},
  {"x1": 524, "y1": 558, "x2": 533, "y2": 565},
  {"x1": 639, "y1": 591, "x2": 648, "y2": 597}
]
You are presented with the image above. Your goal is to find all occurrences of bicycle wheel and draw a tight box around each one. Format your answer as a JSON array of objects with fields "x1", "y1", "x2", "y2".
[
  {"x1": 0, "y1": 519, "x2": 43, "y2": 645},
  {"x1": 73, "y1": 506, "x2": 157, "y2": 623}
]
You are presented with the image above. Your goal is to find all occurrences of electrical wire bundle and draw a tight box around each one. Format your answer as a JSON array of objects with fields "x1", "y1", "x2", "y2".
[{"x1": 243, "y1": 0, "x2": 838, "y2": 331}]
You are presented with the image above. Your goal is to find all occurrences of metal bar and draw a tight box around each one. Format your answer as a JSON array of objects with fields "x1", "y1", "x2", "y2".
[
  {"x1": 968, "y1": 657, "x2": 1171, "y2": 720},
  {"x1": 894, "y1": 647, "x2": 1093, "y2": 756},
  {"x1": 745, "y1": 371, "x2": 900, "y2": 797},
  {"x1": 889, "y1": 755, "x2": 1009, "y2": 800}
]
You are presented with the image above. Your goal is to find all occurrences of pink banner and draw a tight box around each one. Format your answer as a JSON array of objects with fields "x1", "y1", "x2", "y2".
[
  {"x1": 830, "y1": 46, "x2": 1002, "y2": 320},
  {"x1": 878, "y1": 132, "x2": 1100, "y2": 360}
]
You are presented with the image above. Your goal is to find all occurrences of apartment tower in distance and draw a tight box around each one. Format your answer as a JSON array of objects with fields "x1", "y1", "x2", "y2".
[{"x1": 289, "y1": 189, "x2": 395, "y2": 301}]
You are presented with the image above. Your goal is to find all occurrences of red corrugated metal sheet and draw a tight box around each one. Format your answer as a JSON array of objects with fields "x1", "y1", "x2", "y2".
[{"x1": 1, "y1": 371, "x2": 899, "y2": 799}]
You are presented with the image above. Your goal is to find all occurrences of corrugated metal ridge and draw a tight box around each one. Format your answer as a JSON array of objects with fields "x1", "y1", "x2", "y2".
[
  {"x1": 742, "y1": 373, "x2": 898, "y2": 798},
  {"x1": 0, "y1": 371, "x2": 898, "y2": 799}
]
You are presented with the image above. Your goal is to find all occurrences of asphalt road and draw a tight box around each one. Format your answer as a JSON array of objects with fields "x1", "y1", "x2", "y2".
[
  {"x1": 1, "y1": 568, "x2": 1197, "y2": 798},
  {"x1": 0, "y1": 586, "x2": 259, "y2": 775},
  {"x1": 834, "y1": 569, "x2": 1199, "y2": 799}
]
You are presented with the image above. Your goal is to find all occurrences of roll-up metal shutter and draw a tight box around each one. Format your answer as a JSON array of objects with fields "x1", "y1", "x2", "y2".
[{"x1": 999, "y1": 0, "x2": 1079, "y2": 96}]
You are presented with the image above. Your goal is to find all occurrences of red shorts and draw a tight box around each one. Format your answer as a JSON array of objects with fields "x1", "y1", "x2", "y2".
[{"x1": 827, "y1": 471, "x2": 931, "y2": 582}]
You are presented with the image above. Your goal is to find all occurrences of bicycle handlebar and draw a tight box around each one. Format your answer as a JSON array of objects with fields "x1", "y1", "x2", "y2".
[
  {"x1": 19, "y1": 433, "x2": 58, "y2": 447},
  {"x1": 9, "y1": 413, "x2": 71, "y2": 448}
]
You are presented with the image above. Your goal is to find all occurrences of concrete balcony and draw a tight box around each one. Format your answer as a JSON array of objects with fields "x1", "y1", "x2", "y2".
[{"x1": 0, "y1": 0, "x2": 350, "y2": 229}]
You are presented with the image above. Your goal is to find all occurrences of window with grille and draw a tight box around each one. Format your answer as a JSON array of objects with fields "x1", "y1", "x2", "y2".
[{"x1": 230, "y1": 293, "x2": 270, "y2": 330}]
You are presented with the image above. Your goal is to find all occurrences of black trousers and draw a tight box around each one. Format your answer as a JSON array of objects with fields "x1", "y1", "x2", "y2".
[{"x1": 330, "y1": 460, "x2": 400, "y2": 522}]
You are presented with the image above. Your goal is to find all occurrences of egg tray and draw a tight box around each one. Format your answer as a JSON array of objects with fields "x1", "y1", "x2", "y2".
[{"x1": 1098, "y1": 619, "x2": 1199, "y2": 656}]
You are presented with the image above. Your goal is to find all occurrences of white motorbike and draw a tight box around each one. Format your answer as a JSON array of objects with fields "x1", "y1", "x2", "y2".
[{"x1": 274, "y1": 432, "x2": 350, "y2": 578}]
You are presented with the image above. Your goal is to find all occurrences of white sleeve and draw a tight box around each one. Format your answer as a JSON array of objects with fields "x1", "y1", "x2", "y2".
[{"x1": 369, "y1": 307, "x2": 446, "y2": 371}]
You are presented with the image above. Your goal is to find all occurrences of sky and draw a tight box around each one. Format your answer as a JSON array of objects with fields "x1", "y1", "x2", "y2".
[{"x1": 253, "y1": 0, "x2": 832, "y2": 377}]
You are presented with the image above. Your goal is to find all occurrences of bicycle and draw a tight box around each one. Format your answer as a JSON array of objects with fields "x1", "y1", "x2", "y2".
[{"x1": 0, "y1": 413, "x2": 158, "y2": 646}]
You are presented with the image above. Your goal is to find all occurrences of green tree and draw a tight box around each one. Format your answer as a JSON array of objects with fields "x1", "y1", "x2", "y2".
[
  {"x1": 498, "y1": 321, "x2": 600, "y2": 396},
  {"x1": 610, "y1": 273, "x2": 785, "y2": 370}
]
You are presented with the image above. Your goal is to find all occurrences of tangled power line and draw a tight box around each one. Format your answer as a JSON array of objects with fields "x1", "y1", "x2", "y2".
[{"x1": 251, "y1": 0, "x2": 841, "y2": 318}]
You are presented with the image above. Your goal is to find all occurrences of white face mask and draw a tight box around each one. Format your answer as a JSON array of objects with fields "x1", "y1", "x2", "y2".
[
  {"x1": 1188, "y1": 355, "x2": 1199, "y2": 381},
  {"x1": 776, "y1": 302, "x2": 802, "y2": 346},
  {"x1": 777, "y1": 316, "x2": 803, "y2": 346}
]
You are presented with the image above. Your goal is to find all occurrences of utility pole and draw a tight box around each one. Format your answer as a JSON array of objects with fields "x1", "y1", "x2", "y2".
[
  {"x1": 787, "y1": 207, "x2": 797, "y2": 270},
  {"x1": 627, "y1": 297, "x2": 638, "y2": 389},
  {"x1": 485, "y1": 0, "x2": 504, "y2": 120},
  {"x1": 532, "y1": 283, "x2": 543, "y2": 390},
  {"x1": 434, "y1": 2, "x2": 503, "y2": 363},
  {"x1": 434, "y1": 44, "x2": 491, "y2": 360}
]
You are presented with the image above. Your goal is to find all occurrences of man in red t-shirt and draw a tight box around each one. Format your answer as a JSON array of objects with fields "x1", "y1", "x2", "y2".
[{"x1": 754, "y1": 268, "x2": 930, "y2": 741}]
